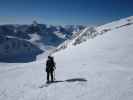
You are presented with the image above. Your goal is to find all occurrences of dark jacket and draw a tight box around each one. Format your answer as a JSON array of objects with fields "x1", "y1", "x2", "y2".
[{"x1": 46, "y1": 58, "x2": 55, "y2": 72}]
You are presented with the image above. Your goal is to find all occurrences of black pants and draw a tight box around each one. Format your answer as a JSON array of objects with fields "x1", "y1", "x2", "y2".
[{"x1": 47, "y1": 71, "x2": 54, "y2": 82}]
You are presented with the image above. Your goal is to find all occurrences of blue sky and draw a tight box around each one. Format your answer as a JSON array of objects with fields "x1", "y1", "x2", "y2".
[{"x1": 0, "y1": 0, "x2": 133, "y2": 25}]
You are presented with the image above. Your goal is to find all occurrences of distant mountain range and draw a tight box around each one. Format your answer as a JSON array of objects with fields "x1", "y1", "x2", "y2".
[{"x1": 0, "y1": 21, "x2": 85, "y2": 62}]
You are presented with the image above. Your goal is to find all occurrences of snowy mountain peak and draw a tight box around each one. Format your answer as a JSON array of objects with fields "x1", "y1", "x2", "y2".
[{"x1": 32, "y1": 20, "x2": 39, "y2": 26}]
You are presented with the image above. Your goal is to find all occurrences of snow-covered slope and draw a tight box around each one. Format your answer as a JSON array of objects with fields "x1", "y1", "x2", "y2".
[
  {"x1": 71, "y1": 16, "x2": 133, "y2": 46},
  {"x1": 0, "y1": 16, "x2": 133, "y2": 100},
  {"x1": 55, "y1": 16, "x2": 133, "y2": 53}
]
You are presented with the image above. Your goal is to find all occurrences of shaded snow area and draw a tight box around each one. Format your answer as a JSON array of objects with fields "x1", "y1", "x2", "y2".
[
  {"x1": 0, "y1": 16, "x2": 133, "y2": 100},
  {"x1": 0, "y1": 36, "x2": 43, "y2": 63}
]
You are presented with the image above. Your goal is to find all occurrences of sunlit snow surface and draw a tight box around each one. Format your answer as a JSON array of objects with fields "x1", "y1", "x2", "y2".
[{"x1": 0, "y1": 16, "x2": 133, "y2": 100}]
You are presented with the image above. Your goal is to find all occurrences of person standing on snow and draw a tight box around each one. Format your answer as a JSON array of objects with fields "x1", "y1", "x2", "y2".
[{"x1": 46, "y1": 56, "x2": 56, "y2": 83}]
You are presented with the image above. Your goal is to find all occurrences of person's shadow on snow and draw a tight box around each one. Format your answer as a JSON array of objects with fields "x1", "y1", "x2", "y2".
[
  {"x1": 65, "y1": 78, "x2": 87, "y2": 82},
  {"x1": 51, "y1": 78, "x2": 87, "y2": 84}
]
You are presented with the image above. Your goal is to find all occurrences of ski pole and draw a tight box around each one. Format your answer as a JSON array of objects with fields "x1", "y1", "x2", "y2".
[{"x1": 53, "y1": 70, "x2": 56, "y2": 80}]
